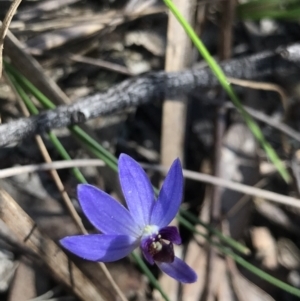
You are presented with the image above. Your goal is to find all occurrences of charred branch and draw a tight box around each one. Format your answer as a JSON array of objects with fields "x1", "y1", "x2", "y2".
[{"x1": 1, "y1": 44, "x2": 300, "y2": 146}]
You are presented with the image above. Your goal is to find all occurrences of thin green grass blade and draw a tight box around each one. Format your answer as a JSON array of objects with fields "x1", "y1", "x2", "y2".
[
  {"x1": 152, "y1": 187, "x2": 249, "y2": 255},
  {"x1": 70, "y1": 126, "x2": 118, "y2": 171},
  {"x1": 180, "y1": 210, "x2": 250, "y2": 255},
  {"x1": 238, "y1": 0, "x2": 300, "y2": 20},
  {"x1": 6, "y1": 72, "x2": 87, "y2": 183},
  {"x1": 178, "y1": 216, "x2": 300, "y2": 298},
  {"x1": 47, "y1": 131, "x2": 87, "y2": 183},
  {"x1": 238, "y1": 0, "x2": 299, "y2": 11},
  {"x1": 131, "y1": 252, "x2": 170, "y2": 301},
  {"x1": 163, "y1": 0, "x2": 290, "y2": 183},
  {"x1": 4, "y1": 61, "x2": 117, "y2": 170},
  {"x1": 4, "y1": 62, "x2": 56, "y2": 110}
]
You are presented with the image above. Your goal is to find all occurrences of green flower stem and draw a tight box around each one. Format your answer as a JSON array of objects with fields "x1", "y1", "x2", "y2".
[
  {"x1": 180, "y1": 210, "x2": 250, "y2": 255},
  {"x1": 6, "y1": 73, "x2": 87, "y2": 184},
  {"x1": 178, "y1": 216, "x2": 300, "y2": 298},
  {"x1": 47, "y1": 132, "x2": 87, "y2": 183},
  {"x1": 70, "y1": 126, "x2": 118, "y2": 172},
  {"x1": 239, "y1": 8, "x2": 300, "y2": 20},
  {"x1": 4, "y1": 61, "x2": 118, "y2": 170},
  {"x1": 4, "y1": 61, "x2": 56, "y2": 110},
  {"x1": 237, "y1": 0, "x2": 300, "y2": 20},
  {"x1": 163, "y1": 0, "x2": 290, "y2": 183},
  {"x1": 131, "y1": 252, "x2": 170, "y2": 301},
  {"x1": 154, "y1": 187, "x2": 250, "y2": 256}
]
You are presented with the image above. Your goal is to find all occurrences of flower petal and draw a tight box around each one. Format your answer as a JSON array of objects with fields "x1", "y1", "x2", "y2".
[
  {"x1": 78, "y1": 184, "x2": 140, "y2": 236},
  {"x1": 156, "y1": 257, "x2": 197, "y2": 283},
  {"x1": 118, "y1": 154, "x2": 155, "y2": 227},
  {"x1": 159, "y1": 226, "x2": 182, "y2": 245},
  {"x1": 140, "y1": 238, "x2": 155, "y2": 265},
  {"x1": 150, "y1": 159, "x2": 183, "y2": 227},
  {"x1": 60, "y1": 234, "x2": 138, "y2": 262}
]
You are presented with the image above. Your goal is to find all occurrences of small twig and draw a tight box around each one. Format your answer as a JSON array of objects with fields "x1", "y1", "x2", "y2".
[
  {"x1": 159, "y1": 0, "x2": 195, "y2": 297},
  {"x1": 0, "y1": 0, "x2": 22, "y2": 78},
  {"x1": 206, "y1": 0, "x2": 236, "y2": 296},
  {"x1": 227, "y1": 77, "x2": 288, "y2": 110},
  {"x1": 70, "y1": 54, "x2": 133, "y2": 76},
  {"x1": 5, "y1": 153, "x2": 279, "y2": 209},
  {"x1": 225, "y1": 102, "x2": 300, "y2": 143},
  {"x1": 225, "y1": 178, "x2": 268, "y2": 219},
  {"x1": 142, "y1": 163, "x2": 300, "y2": 209},
  {"x1": 0, "y1": 159, "x2": 104, "y2": 179}
]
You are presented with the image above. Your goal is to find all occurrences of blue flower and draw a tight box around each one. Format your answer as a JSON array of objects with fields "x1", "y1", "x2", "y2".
[{"x1": 60, "y1": 154, "x2": 197, "y2": 283}]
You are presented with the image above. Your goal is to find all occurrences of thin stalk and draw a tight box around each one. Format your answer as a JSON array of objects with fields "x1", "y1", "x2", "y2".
[
  {"x1": 7, "y1": 73, "x2": 87, "y2": 183},
  {"x1": 180, "y1": 210, "x2": 250, "y2": 255},
  {"x1": 4, "y1": 61, "x2": 118, "y2": 169},
  {"x1": 178, "y1": 216, "x2": 300, "y2": 298},
  {"x1": 131, "y1": 252, "x2": 170, "y2": 301},
  {"x1": 70, "y1": 126, "x2": 118, "y2": 171},
  {"x1": 237, "y1": 0, "x2": 300, "y2": 20},
  {"x1": 162, "y1": 0, "x2": 290, "y2": 183},
  {"x1": 47, "y1": 132, "x2": 87, "y2": 183}
]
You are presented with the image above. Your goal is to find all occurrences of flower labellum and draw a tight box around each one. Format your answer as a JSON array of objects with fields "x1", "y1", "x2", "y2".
[{"x1": 60, "y1": 154, "x2": 197, "y2": 283}]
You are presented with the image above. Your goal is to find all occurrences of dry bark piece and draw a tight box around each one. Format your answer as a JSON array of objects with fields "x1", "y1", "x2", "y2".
[
  {"x1": 0, "y1": 187, "x2": 112, "y2": 301},
  {"x1": 158, "y1": 0, "x2": 195, "y2": 294},
  {"x1": 251, "y1": 227, "x2": 278, "y2": 270},
  {"x1": 277, "y1": 238, "x2": 300, "y2": 270}
]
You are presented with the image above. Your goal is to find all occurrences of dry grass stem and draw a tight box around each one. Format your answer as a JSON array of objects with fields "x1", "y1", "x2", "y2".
[
  {"x1": 158, "y1": 0, "x2": 195, "y2": 298},
  {"x1": 0, "y1": 160, "x2": 104, "y2": 179},
  {"x1": 228, "y1": 77, "x2": 288, "y2": 110},
  {"x1": 70, "y1": 55, "x2": 133, "y2": 76},
  {"x1": 0, "y1": 0, "x2": 22, "y2": 78},
  {"x1": 142, "y1": 164, "x2": 300, "y2": 209}
]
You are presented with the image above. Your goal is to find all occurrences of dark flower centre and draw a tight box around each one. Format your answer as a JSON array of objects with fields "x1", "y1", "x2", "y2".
[
  {"x1": 148, "y1": 235, "x2": 175, "y2": 263},
  {"x1": 141, "y1": 226, "x2": 181, "y2": 264}
]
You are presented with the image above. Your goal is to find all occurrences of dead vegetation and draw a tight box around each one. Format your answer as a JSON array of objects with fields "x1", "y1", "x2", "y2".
[{"x1": 1, "y1": 0, "x2": 300, "y2": 300}]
